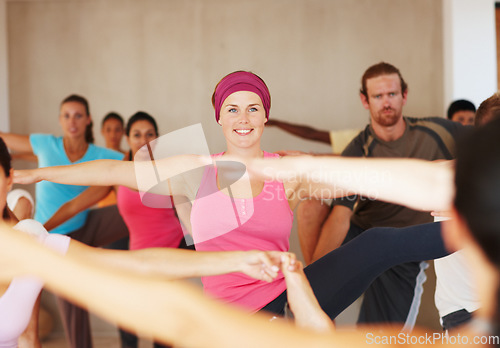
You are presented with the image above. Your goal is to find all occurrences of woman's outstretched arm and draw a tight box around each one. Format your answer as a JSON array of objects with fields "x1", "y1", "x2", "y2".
[
  {"x1": 14, "y1": 159, "x2": 138, "y2": 188},
  {"x1": 248, "y1": 156, "x2": 454, "y2": 212},
  {"x1": 14, "y1": 154, "x2": 211, "y2": 198},
  {"x1": 67, "y1": 240, "x2": 286, "y2": 282},
  {"x1": 265, "y1": 119, "x2": 331, "y2": 144},
  {"x1": 0, "y1": 132, "x2": 33, "y2": 154}
]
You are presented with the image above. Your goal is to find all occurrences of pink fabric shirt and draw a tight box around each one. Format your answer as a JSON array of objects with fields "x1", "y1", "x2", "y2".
[
  {"x1": 117, "y1": 186, "x2": 184, "y2": 250},
  {"x1": 0, "y1": 220, "x2": 70, "y2": 348},
  {"x1": 191, "y1": 152, "x2": 293, "y2": 312}
]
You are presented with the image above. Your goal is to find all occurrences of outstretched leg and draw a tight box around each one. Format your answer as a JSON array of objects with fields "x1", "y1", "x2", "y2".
[{"x1": 303, "y1": 222, "x2": 447, "y2": 319}]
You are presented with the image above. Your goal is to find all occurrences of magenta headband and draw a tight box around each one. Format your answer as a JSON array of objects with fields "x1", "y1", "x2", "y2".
[{"x1": 213, "y1": 71, "x2": 271, "y2": 122}]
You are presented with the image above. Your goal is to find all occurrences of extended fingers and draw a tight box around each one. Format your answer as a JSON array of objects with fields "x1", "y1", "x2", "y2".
[
  {"x1": 431, "y1": 210, "x2": 452, "y2": 219},
  {"x1": 280, "y1": 252, "x2": 300, "y2": 272},
  {"x1": 250, "y1": 251, "x2": 301, "y2": 282},
  {"x1": 257, "y1": 253, "x2": 280, "y2": 281}
]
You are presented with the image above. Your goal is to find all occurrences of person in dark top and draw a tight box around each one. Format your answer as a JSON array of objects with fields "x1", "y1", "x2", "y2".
[{"x1": 306, "y1": 62, "x2": 467, "y2": 329}]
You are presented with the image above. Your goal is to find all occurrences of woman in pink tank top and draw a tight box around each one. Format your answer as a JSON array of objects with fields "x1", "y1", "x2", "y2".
[
  {"x1": 13, "y1": 72, "x2": 330, "y2": 312},
  {"x1": 117, "y1": 112, "x2": 184, "y2": 252}
]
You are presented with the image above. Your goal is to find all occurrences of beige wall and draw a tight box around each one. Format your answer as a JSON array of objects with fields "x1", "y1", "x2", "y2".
[
  {"x1": 8, "y1": 0, "x2": 443, "y2": 154},
  {"x1": 6, "y1": 0, "x2": 444, "y2": 336}
]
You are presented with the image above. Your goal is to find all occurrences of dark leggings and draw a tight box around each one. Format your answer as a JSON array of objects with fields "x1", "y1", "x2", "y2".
[{"x1": 261, "y1": 222, "x2": 448, "y2": 319}]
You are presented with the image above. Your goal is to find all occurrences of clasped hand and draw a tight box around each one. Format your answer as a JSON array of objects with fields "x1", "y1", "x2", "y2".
[{"x1": 240, "y1": 250, "x2": 299, "y2": 283}]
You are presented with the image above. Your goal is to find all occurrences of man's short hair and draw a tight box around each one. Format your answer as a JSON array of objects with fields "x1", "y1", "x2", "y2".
[
  {"x1": 475, "y1": 93, "x2": 500, "y2": 126},
  {"x1": 447, "y1": 99, "x2": 476, "y2": 120},
  {"x1": 360, "y1": 62, "x2": 408, "y2": 98}
]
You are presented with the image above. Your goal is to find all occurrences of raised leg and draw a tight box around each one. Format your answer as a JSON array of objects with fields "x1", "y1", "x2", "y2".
[{"x1": 304, "y1": 222, "x2": 447, "y2": 319}]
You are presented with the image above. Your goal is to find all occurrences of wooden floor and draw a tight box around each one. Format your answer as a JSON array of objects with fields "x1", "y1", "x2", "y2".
[{"x1": 42, "y1": 336, "x2": 119, "y2": 348}]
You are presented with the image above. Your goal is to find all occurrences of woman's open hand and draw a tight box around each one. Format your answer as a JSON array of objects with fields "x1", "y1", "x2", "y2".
[{"x1": 239, "y1": 250, "x2": 296, "y2": 283}]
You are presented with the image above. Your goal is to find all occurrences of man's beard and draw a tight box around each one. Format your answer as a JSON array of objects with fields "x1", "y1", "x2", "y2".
[{"x1": 375, "y1": 108, "x2": 401, "y2": 127}]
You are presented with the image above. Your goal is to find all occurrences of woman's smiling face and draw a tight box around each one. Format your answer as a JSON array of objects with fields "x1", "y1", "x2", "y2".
[{"x1": 218, "y1": 91, "x2": 267, "y2": 152}]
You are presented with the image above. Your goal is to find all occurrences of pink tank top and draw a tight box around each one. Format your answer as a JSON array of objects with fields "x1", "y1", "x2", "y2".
[
  {"x1": 0, "y1": 220, "x2": 70, "y2": 348},
  {"x1": 191, "y1": 152, "x2": 293, "y2": 312},
  {"x1": 117, "y1": 186, "x2": 184, "y2": 250}
]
